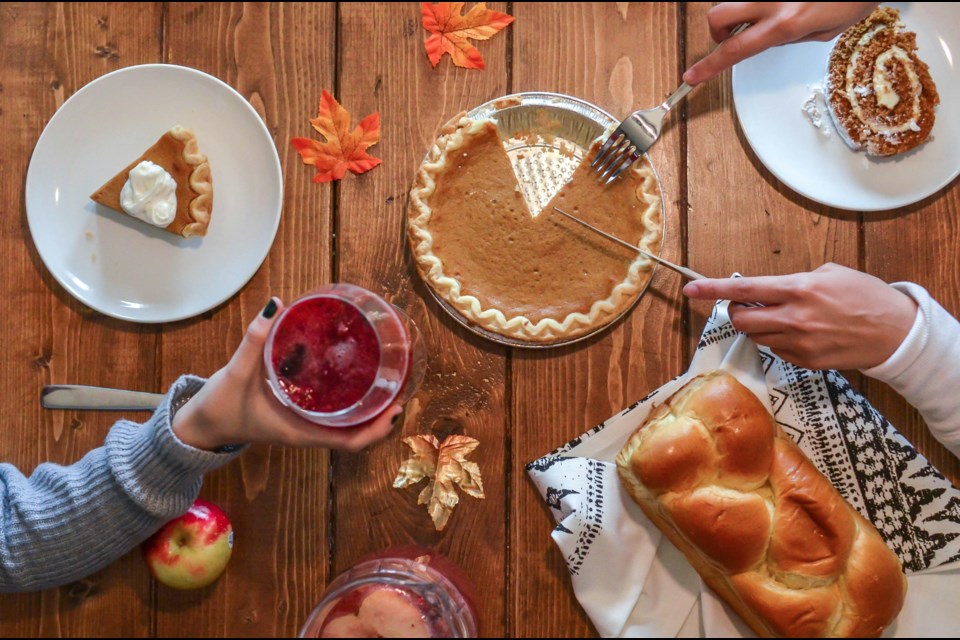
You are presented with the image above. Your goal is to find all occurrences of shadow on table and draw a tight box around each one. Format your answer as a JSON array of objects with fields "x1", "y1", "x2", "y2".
[{"x1": 150, "y1": 579, "x2": 221, "y2": 614}]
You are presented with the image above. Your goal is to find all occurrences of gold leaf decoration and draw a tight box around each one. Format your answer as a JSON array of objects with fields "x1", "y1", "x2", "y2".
[{"x1": 393, "y1": 434, "x2": 485, "y2": 531}]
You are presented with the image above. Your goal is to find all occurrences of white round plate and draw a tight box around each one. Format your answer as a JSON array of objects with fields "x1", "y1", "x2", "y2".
[
  {"x1": 26, "y1": 64, "x2": 283, "y2": 322},
  {"x1": 732, "y1": 2, "x2": 959, "y2": 212}
]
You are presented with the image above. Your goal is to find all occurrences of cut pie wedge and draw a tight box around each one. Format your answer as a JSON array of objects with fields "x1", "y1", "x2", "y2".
[
  {"x1": 408, "y1": 115, "x2": 662, "y2": 344},
  {"x1": 90, "y1": 126, "x2": 213, "y2": 238}
]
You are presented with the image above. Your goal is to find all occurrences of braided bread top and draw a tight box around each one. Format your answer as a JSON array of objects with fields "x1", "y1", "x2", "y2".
[{"x1": 616, "y1": 371, "x2": 907, "y2": 638}]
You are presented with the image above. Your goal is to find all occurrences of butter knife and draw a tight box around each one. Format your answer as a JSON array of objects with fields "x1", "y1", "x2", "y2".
[
  {"x1": 552, "y1": 206, "x2": 706, "y2": 280},
  {"x1": 552, "y1": 206, "x2": 764, "y2": 308},
  {"x1": 41, "y1": 385, "x2": 164, "y2": 411}
]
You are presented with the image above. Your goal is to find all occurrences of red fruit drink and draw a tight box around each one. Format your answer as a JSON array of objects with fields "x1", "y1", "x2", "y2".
[
  {"x1": 264, "y1": 284, "x2": 423, "y2": 428},
  {"x1": 298, "y1": 547, "x2": 478, "y2": 638},
  {"x1": 270, "y1": 296, "x2": 381, "y2": 413}
]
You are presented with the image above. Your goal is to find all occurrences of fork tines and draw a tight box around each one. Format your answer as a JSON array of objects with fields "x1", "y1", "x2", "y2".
[{"x1": 590, "y1": 130, "x2": 639, "y2": 184}]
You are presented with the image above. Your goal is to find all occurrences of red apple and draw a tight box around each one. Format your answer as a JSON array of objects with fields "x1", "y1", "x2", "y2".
[{"x1": 142, "y1": 498, "x2": 233, "y2": 589}]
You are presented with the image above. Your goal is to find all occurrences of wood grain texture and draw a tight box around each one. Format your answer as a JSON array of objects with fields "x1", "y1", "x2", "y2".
[
  {"x1": 332, "y1": 3, "x2": 509, "y2": 637},
  {"x1": 510, "y1": 3, "x2": 684, "y2": 637},
  {"x1": 2, "y1": 3, "x2": 958, "y2": 639},
  {"x1": 863, "y1": 197, "x2": 960, "y2": 486},
  {"x1": 684, "y1": 2, "x2": 859, "y2": 352},
  {"x1": 154, "y1": 3, "x2": 336, "y2": 637},
  {"x1": 0, "y1": 3, "x2": 161, "y2": 637}
]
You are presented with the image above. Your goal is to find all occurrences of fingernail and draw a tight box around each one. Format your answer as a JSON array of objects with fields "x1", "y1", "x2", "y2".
[
  {"x1": 262, "y1": 298, "x2": 278, "y2": 318},
  {"x1": 682, "y1": 282, "x2": 699, "y2": 296}
]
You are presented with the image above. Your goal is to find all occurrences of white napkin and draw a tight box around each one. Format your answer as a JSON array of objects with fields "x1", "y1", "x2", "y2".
[{"x1": 527, "y1": 300, "x2": 960, "y2": 637}]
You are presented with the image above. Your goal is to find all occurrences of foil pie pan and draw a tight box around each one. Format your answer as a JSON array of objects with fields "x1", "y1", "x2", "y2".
[{"x1": 411, "y1": 91, "x2": 666, "y2": 349}]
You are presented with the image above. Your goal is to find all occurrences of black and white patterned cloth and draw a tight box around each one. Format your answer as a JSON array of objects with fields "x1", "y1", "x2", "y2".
[{"x1": 526, "y1": 300, "x2": 960, "y2": 637}]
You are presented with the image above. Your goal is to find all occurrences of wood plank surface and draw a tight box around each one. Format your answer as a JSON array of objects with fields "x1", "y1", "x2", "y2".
[
  {"x1": 1, "y1": 3, "x2": 958, "y2": 639},
  {"x1": 509, "y1": 3, "x2": 684, "y2": 637},
  {"x1": 154, "y1": 3, "x2": 337, "y2": 637},
  {"x1": 0, "y1": 3, "x2": 162, "y2": 637},
  {"x1": 333, "y1": 3, "x2": 509, "y2": 637},
  {"x1": 685, "y1": 0, "x2": 960, "y2": 490}
]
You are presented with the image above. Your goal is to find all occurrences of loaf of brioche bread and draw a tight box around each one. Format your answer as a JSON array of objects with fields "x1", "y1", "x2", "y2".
[{"x1": 615, "y1": 371, "x2": 906, "y2": 638}]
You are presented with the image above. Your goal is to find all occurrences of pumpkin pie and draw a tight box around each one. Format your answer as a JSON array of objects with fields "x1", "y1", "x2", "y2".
[
  {"x1": 90, "y1": 126, "x2": 213, "y2": 237},
  {"x1": 408, "y1": 115, "x2": 662, "y2": 344}
]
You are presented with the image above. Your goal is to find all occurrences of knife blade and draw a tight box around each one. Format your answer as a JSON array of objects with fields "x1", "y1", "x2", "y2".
[
  {"x1": 552, "y1": 206, "x2": 707, "y2": 281},
  {"x1": 41, "y1": 385, "x2": 164, "y2": 411},
  {"x1": 551, "y1": 206, "x2": 765, "y2": 308}
]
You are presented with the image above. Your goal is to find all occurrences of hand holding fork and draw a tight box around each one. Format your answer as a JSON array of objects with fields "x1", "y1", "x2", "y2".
[{"x1": 592, "y1": 23, "x2": 749, "y2": 183}]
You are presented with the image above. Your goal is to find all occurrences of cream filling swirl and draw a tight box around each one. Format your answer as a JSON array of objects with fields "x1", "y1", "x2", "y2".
[{"x1": 845, "y1": 25, "x2": 921, "y2": 135}]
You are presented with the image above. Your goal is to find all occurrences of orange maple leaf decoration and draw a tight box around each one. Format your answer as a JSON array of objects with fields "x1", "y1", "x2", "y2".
[
  {"x1": 291, "y1": 90, "x2": 382, "y2": 183},
  {"x1": 421, "y1": 2, "x2": 514, "y2": 70}
]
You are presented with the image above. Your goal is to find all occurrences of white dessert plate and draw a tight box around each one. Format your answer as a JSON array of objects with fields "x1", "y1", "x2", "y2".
[
  {"x1": 26, "y1": 64, "x2": 283, "y2": 323},
  {"x1": 731, "y1": 2, "x2": 959, "y2": 212}
]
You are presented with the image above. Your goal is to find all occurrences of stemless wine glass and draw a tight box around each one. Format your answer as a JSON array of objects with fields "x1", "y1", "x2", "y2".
[
  {"x1": 264, "y1": 283, "x2": 426, "y2": 427},
  {"x1": 298, "y1": 546, "x2": 478, "y2": 638}
]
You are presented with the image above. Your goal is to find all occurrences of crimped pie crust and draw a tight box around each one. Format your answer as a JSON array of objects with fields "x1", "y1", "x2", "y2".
[
  {"x1": 169, "y1": 126, "x2": 214, "y2": 237},
  {"x1": 408, "y1": 115, "x2": 662, "y2": 343}
]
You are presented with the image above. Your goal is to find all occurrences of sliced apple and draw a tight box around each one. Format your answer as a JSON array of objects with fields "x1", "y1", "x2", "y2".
[
  {"x1": 321, "y1": 613, "x2": 377, "y2": 638},
  {"x1": 358, "y1": 588, "x2": 431, "y2": 638}
]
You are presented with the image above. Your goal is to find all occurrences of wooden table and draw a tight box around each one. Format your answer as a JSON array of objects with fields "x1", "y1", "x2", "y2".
[{"x1": 1, "y1": 2, "x2": 957, "y2": 637}]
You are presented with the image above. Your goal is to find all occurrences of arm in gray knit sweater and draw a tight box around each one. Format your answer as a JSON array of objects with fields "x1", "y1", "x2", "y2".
[
  {"x1": 0, "y1": 298, "x2": 401, "y2": 593},
  {"x1": 0, "y1": 376, "x2": 237, "y2": 592}
]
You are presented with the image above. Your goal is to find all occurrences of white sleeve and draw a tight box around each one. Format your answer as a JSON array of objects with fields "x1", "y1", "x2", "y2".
[{"x1": 861, "y1": 282, "x2": 960, "y2": 459}]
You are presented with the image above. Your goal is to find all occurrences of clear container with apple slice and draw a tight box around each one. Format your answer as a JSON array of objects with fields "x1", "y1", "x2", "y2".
[
  {"x1": 264, "y1": 283, "x2": 427, "y2": 428},
  {"x1": 299, "y1": 546, "x2": 478, "y2": 638}
]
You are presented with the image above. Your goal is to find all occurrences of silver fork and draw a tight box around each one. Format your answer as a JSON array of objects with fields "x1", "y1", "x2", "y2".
[{"x1": 592, "y1": 23, "x2": 750, "y2": 183}]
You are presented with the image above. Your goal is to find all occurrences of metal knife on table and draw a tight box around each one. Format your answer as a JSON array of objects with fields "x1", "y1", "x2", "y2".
[{"x1": 41, "y1": 385, "x2": 164, "y2": 411}]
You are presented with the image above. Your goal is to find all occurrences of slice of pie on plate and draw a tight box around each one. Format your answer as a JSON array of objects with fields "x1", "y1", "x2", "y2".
[
  {"x1": 824, "y1": 6, "x2": 939, "y2": 157},
  {"x1": 408, "y1": 115, "x2": 663, "y2": 344},
  {"x1": 90, "y1": 125, "x2": 213, "y2": 237}
]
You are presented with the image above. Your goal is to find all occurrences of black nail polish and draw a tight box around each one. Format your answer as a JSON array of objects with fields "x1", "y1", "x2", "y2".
[{"x1": 262, "y1": 298, "x2": 278, "y2": 318}]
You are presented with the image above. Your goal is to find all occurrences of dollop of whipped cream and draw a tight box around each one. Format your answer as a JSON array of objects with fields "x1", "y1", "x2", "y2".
[
  {"x1": 120, "y1": 161, "x2": 177, "y2": 227},
  {"x1": 801, "y1": 84, "x2": 832, "y2": 139}
]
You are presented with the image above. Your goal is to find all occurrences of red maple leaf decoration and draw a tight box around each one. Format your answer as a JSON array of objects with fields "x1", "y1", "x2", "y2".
[{"x1": 291, "y1": 90, "x2": 382, "y2": 183}]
